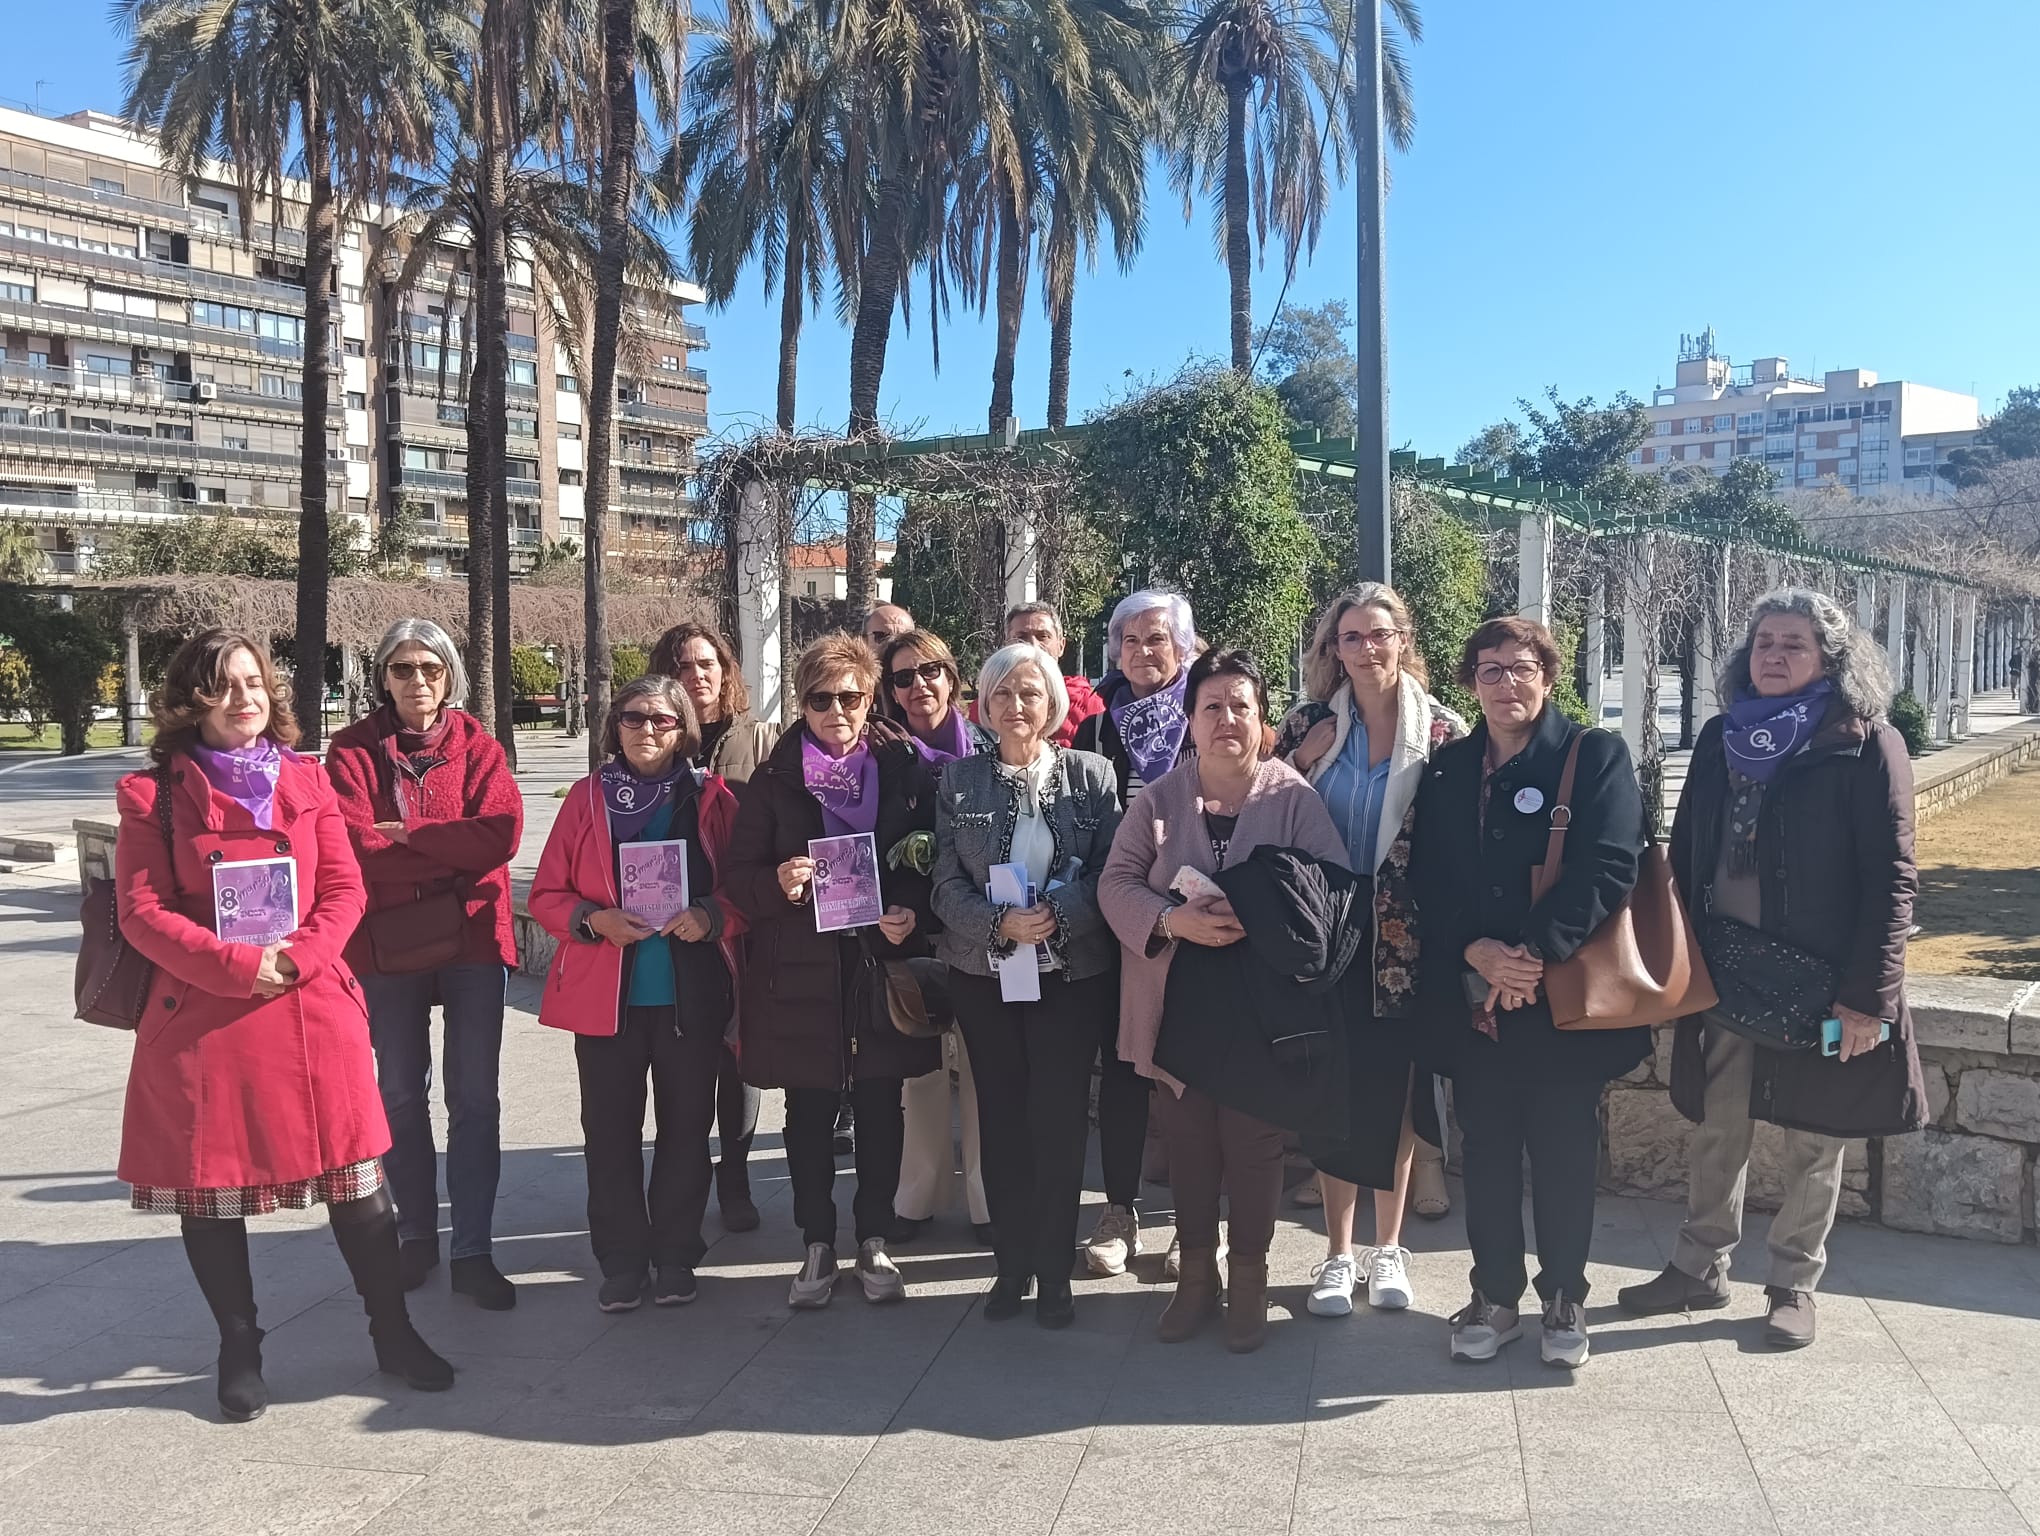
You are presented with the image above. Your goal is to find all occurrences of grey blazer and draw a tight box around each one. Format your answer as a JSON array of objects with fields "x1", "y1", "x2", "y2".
[{"x1": 931, "y1": 746, "x2": 1124, "y2": 982}]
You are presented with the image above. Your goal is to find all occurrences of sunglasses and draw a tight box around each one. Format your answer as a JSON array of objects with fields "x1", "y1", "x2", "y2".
[
  {"x1": 387, "y1": 660, "x2": 446, "y2": 683},
  {"x1": 804, "y1": 690, "x2": 868, "y2": 715},
  {"x1": 888, "y1": 661, "x2": 947, "y2": 692},
  {"x1": 619, "y1": 710, "x2": 681, "y2": 732}
]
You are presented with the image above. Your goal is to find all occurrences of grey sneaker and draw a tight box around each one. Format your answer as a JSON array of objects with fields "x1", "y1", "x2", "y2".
[
  {"x1": 1448, "y1": 1291, "x2": 1522, "y2": 1363},
  {"x1": 1083, "y1": 1205, "x2": 1141, "y2": 1277},
  {"x1": 855, "y1": 1237, "x2": 905, "y2": 1303},
  {"x1": 788, "y1": 1243, "x2": 837, "y2": 1310},
  {"x1": 1541, "y1": 1292, "x2": 1589, "y2": 1367}
]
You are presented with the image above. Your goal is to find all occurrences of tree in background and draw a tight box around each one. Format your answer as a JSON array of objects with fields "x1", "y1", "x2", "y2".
[
  {"x1": 118, "y1": 0, "x2": 442, "y2": 748},
  {"x1": 1169, "y1": 0, "x2": 1421, "y2": 372},
  {"x1": 1664, "y1": 457, "x2": 1798, "y2": 542},
  {"x1": 1507, "y1": 387, "x2": 1656, "y2": 502},
  {"x1": 1944, "y1": 384, "x2": 2040, "y2": 487},
  {"x1": 1255, "y1": 299, "x2": 1357, "y2": 437},
  {"x1": 1079, "y1": 366, "x2": 1316, "y2": 693},
  {"x1": 0, "y1": 521, "x2": 44, "y2": 583},
  {"x1": 1453, "y1": 420, "x2": 1523, "y2": 475},
  {"x1": 0, "y1": 588, "x2": 116, "y2": 755}
]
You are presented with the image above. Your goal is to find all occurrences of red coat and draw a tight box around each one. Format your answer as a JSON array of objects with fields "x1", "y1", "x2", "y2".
[
  {"x1": 528, "y1": 770, "x2": 746, "y2": 1037},
  {"x1": 324, "y1": 707, "x2": 523, "y2": 973},
  {"x1": 966, "y1": 673, "x2": 1104, "y2": 749},
  {"x1": 115, "y1": 754, "x2": 386, "y2": 1190}
]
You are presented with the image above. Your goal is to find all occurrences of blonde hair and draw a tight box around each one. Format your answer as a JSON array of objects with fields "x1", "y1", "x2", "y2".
[
  {"x1": 793, "y1": 633, "x2": 881, "y2": 708},
  {"x1": 1303, "y1": 583, "x2": 1427, "y2": 702}
]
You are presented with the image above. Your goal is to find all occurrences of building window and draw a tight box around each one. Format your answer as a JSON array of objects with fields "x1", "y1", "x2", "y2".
[
  {"x1": 0, "y1": 281, "x2": 28, "y2": 304},
  {"x1": 505, "y1": 457, "x2": 538, "y2": 479},
  {"x1": 222, "y1": 433, "x2": 249, "y2": 450},
  {"x1": 1653, "y1": 420, "x2": 1673, "y2": 436},
  {"x1": 508, "y1": 358, "x2": 537, "y2": 386},
  {"x1": 1626, "y1": 449, "x2": 1643, "y2": 465},
  {"x1": 506, "y1": 416, "x2": 537, "y2": 439},
  {"x1": 156, "y1": 422, "x2": 192, "y2": 441},
  {"x1": 90, "y1": 176, "x2": 124, "y2": 195},
  {"x1": 1796, "y1": 461, "x2": 1816, "y2": 478},
  {"x1": 559, "y1": 422, "x2": 581, "y2": 439},
  {"x1": 657, "y1": 354, "x2": 679, "y2": 372},
  {"x1": 344, "y1": 337, "x2": 364, "y2": 357},
  {"x1": 1713, "y1": 414, "x2": 1732, "y2": 431},
  {"x1": 404, "y1": 445, "x2": 447, "y2": 471},
  {"x1": 341, "y1": 284, "x2": 362, "y2": 303},
  {"x1": 85, "y1": 354, "x2": 131, "y2": 376},
  {"x1": 805, "y1": 581, "x2": 817, "y2": 597},
  {"x1": 555, "y1": 373, "x2": 579, "y2": 393},
  {"x1": 346, "y1": 391, "x2": 366, "y2": 411},
  {"x1": 194, "y1": 300, "x2": 256, "y2": 333},
  {"x1": 559, "y1": 468, "x2": 583, "y2": 486},
  {"x1": 1683, "y1": 419, "x2": 1703, "y2": 434}
]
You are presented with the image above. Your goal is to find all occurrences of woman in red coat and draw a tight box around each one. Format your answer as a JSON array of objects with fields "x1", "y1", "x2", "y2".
[
  {"x1": 117, "y1": 629, "x2": 452, "y2": 1424},
  {"x1": 327, "y1": 619, "x2": 523, "y2": 1310},
  {"x1": 528, "y1": 675, "x2": 746, "y2": 1313}
]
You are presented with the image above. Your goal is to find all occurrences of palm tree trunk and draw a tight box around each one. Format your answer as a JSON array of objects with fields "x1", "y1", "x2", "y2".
[
  {"x1": 843, "y1": 169, "x2": 912, "y2": 616},
  {"x1": 294, "y1": 75, "x2": 335, "y2": 750},
  {"x1": 1046, "y1": 286, "x2": 1073, "y2": 431},
  {"x1": 481, "y1": 189, "x2": 514, "y2": 763},
  {"x1": 775, "y1": 224, "x2": 803, "y2": 434},
  {"x1": 988, "y1": 186, "x2": 1023, "y2": 434},
  {"x1": 1224, "y1": 75, "x2": 1253, "y2": 374},
  {"x1": 585, "y1": 0, "x2": 639, "y2": 768}
]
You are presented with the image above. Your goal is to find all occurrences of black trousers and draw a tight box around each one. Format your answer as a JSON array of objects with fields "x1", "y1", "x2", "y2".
[
  {"x1": 1455, "y1": 1071, "x2": 1605, "y2": 1309},
  {"x1": 714, "y1": 1042, "x2": 760, "y2": 1194},
  {"x1": 952, "y1": 969, "x2": 1115, "y2": 1285},
  {"x1": 784, "y1": 1074, "x2": 905, "y2": 1248},
  {"x1": 574, "y1": 1005, "x2": 722, "y2": 1277},
  {"x1": 1094, "y1": 990, "x2": 1148, "y2": 1208}
]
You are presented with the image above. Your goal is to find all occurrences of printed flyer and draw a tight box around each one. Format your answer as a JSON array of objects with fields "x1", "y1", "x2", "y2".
[
  {"x1": 619, "y1": 838, "x2": 691, "y2": 928},
  {"x1": 810, "y1": 832, "x2": 883, "y2": 933},
  {"x1": 212, "y1": 857, "x2": 298, "y2": 946}
]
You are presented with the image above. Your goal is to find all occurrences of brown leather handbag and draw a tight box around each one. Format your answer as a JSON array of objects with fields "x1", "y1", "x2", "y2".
[
  {"x1": 74, "y1": 764, "x2": 176, "y2": 1030},
  {"x1": 1528, "y1": 733, "x2": 1717, "y2": 1031}
]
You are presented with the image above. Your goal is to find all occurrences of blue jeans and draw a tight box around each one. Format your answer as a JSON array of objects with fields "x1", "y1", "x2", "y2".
[{"x1": 362, "y1": 963, "x2": 508, "y2": 1260}]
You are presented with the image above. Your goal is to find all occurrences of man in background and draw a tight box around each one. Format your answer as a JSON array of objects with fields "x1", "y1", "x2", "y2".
[{"x1": 984, "y1": 601, "x2": 1104, "y2": 748}]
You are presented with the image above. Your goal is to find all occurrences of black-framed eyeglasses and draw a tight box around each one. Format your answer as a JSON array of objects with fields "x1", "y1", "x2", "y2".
[
  {"x1": 619, "y1": 710, "x2": 681, "y2": 732},
  {"x1": 888, "y1": 661, "x2": 947, "y2": 691},
  {"x1": 1475, "y1": 661, "x2": 1544, "y2": 686},
  {"x1": 388, "y1": 660, "x2": 446, "y2": 683},
  {"x1": 804, "y1": 690, "x2": 868, "y2": 715}
]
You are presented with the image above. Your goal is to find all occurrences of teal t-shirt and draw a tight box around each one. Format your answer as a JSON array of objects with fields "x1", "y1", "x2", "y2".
[{"x1": 624, "y1": 801, "x2": 678, "y2": 1007}]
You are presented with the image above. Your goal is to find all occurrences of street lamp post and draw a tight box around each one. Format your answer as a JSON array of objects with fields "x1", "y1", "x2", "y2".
[{"x1": 1354, "y1": 0, "x2": 1391, "y2": 583}]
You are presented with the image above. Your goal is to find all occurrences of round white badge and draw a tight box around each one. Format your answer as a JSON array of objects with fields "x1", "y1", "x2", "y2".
[{"x1": 1514, "y1": 786, "x2": 1545, "y2": 815}]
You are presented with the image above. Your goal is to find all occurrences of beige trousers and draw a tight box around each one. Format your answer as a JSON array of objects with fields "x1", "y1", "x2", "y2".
[
  {"x1": 1670, "y1": 1025, "x2": 1849, "y2": 1292},
  {"x1": 895, "y1": 1029, "x2": 988, "y2": 1224}
]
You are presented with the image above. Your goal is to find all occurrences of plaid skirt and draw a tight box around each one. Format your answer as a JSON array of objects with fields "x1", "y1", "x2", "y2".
[{"x1": 130, "y1": 1158, "x2": 383, "y2": 1219}]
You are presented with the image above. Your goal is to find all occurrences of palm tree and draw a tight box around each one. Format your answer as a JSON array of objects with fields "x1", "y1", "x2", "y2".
[
  {"x1": 0, "y1": 520, "x2": 44, "y2": 582},
  {"x1": 947, "y1": 0, "x2": 1151, "y2": 435},
  {"x1": 1167, "y1": 0, "x2": 1420, "y2": 372},
  {"x1": 662, "y1": 0, "x2": 856, "y2": 436},
  {"x1": 118, "y1": 0, "x2": 442, "y2": 747}
]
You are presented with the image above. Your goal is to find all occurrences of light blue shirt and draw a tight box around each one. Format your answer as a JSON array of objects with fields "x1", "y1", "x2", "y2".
[{"x1": 1317, "y1": 715, "x2": 1391, "y2": 875}]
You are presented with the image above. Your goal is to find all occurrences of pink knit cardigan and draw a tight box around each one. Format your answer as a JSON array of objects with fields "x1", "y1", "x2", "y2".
[{"x1": 1097, "y1": 754, "x2": 1349, "y2": 1095}]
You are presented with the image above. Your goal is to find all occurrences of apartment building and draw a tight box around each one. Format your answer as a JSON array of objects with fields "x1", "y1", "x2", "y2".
[
  {"x1": 0, "y1": 104, "x2": 707, "y2": 579},
  {"x1": 1632, "y1": 330, "x2": 1978, "y2": 499}
]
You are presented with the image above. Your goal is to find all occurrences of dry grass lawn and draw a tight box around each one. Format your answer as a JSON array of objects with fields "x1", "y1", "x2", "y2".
[{"x1": 1909, "y1": 762, "x2": 2040, "y2": 977}]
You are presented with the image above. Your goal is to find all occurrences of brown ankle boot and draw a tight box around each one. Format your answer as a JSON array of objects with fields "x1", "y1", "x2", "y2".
[
  {"x1": 1224, "y1": 1256, "x2": 1269, "y2": 1354},
  {"x1": 1156, "y1": 1247, "x2": 1220, "y2": 1343}
]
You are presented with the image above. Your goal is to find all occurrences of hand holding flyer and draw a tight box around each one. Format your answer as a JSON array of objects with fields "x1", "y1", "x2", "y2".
[
  {"x1": 618, "y1": 839, "x2": 690, "y2": 929},
  {"x1": 213, "y1": 857, "x2": 298, "y2": 946},
  {"x1": 810, "y1": 833, "x2": 884, "y2": 933}
]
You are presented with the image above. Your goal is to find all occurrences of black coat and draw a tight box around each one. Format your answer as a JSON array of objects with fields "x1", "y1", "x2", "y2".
[
  {"x1": 723, "y1": 724, "x2": 942, "y2": 1090},
  {"x1": 1154, "y1": 845, "x2": 1365, "y2": 1144},
  {"x1": 1412, "y1": 703, "x2": 1652, "y2": 1084},
  {"x1": 1667, "y1": 707, "x2": 1926, "y2": 1139}
]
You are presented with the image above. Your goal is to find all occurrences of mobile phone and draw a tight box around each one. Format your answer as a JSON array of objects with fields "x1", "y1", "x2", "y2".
[{"x1": 1820, "y1": 1017, "x2": 1891, "y2": 1057}]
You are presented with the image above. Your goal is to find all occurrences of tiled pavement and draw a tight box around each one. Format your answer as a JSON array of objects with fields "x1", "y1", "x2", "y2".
[{"x1": 3, "y1": 875, "x2": 2039, "y2": 1535}]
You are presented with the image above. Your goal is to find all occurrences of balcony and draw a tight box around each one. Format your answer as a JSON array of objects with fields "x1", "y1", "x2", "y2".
[
  {"x1": 620, "y1": 397, "x2": 708, "y2": 430},
  {"x1": 0, "y1": 419, "x2": 300, "y2": 474},
  {"x1": 678, "y1": 321, "x2": 708, "y2": 348},
  {"x1": 411, "y1": 515, "x2": 470, "y2": 546},
  {"x1": 396, "y1": 465, "x2": 468, "y2": 495},
  {"x1": 0, "y1": 163, "x2": 192, "y2": 226},
  {"x1": 0, "y1": 231, "x2": 307, "y2": 311},
  {"x1": 0, "y1": 484, "x2": 288, "y2": 527}
]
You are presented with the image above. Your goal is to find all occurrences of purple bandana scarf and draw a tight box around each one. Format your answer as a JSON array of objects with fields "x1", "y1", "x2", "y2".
[
  {"x1": 802, "y1": 732, "x2": 880, "y2": 837},
  {"x1": 1110, "y1": 672, "x2": 1189, "y2": 786},
  {"x1": 1722, "y1": 680, "x2": 1832, "y2": 785},
  {"x1": 600, "y1": 757, "x2": 691, "y2": 841},
  {"x1": 189, "y1": 739, "x2": 286, "y2": 831},
  {"x1": 909, "y1": 706, "x2": 975, "y2": 767}
]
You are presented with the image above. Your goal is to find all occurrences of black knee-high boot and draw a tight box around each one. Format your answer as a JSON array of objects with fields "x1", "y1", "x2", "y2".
[
  {"x1": 328, "y1": 1187, "x2": 455, "y2": 1391},
  {"x1": 180, "y1": 1217, "x2": 269, "y2": 1422}
]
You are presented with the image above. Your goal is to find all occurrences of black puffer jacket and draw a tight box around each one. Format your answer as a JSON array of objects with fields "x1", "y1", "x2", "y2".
[{"x1": 1155, "y1": 844, "x2": 1365, "y2": 1141}]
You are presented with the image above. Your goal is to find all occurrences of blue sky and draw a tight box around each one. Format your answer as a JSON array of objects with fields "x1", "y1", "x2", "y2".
[{"x1": 11, "y1": 0, "x2": 2037, "y2": 458}]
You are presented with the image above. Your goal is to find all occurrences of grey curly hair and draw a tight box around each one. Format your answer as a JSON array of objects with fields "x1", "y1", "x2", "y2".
[{"x1": 1719, "y1": 587, "x2": 1892, "y2": 720}]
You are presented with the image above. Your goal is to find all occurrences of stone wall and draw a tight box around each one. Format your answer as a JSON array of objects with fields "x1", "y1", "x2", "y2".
[
  {"x1": 1911, "y1": 721, "x2": 2040, "y2": 821},
  {"x1": 1602, "y1": 976, "x2": 2040, "y2": 1245}
]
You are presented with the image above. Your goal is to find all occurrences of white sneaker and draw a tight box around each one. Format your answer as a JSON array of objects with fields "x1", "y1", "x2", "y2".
[
  {"x1": 788, "y1": 1243, "x2": 837, "y2": 1309},
  {"x1": 1162, "y1": 1234, "x2": 1226, "y2": 1281},
  {"x1": 1083, "y1": 1205, "x2": 1141, "y2": 1277},
  {"x1": 1366, "y1": 1245, "x2": 1414, "y2": 1310},
  {"x1": 855, "y1": 1237, "x2": 905, "y2": 1303},
  {"x1": 1448, "y1": 1291, "x2": 1522, "y2": 1363},
  {"x1": 1308, "y1": 1253, "x2": 1358, "y2": 1317},
  {"x1": 1541, "y1": 1293, "x2": 1589, "y2": 1367}
]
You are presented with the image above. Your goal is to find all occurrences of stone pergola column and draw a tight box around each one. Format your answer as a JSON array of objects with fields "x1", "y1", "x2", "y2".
[
  {"x1": 1885, "y1": 577, "x2": 1908, "y2": 683},
  {"x1": 1003, "y1": 496, "x2": 1039, "y2": 612},
  {"x1": 1764, "y1": 555, "x2": 1783, "y2": 591},
  {"x1": 1932, "y1": 588, "x2": 1958, "y2": 742},
  {"x1": 733, "y1": 478, "x2": 785, "y2": 725},
  {"x1": 1692, "y1": 542, "x2": 1731, "y2": 720},
  {"x1": 1957, "y1": 591, "x2": 1978, "y2": 735},
  {"x1": 1517, "y1": 511, "x2": 1553, "y2": 626},
  {"x1": 1621, "y1": 535, "x2": 1655, "y2": 764},
  {"x1": 121, "y1": 613, "x2": 145, "y2": 748},
  {"x1": 1855, "y1": 574, "x2": 1876, "y2": 636},
  {"x1": 1911, "y1": 595, "x2": 1932, "y2": 704},
  {"x1": 1583, "y1": 571, "x2": 1608, "y2": 726}
]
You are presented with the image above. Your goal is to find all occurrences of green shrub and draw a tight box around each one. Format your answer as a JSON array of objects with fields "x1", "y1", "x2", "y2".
[
  {"x1": 611, "y1": 645, "x2": 650, "y2": 687},
  {"x1": 510, "y1": 645, "x2": 560, "y2": 698},
  {"x1": 1889, "y1": 690, "x2": 1929, "y2": 756}
]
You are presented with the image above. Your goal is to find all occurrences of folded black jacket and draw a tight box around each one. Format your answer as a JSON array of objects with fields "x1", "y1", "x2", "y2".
[{"x1": 1155, "y1": 844, "x2": 1366, "y2": 1139}]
